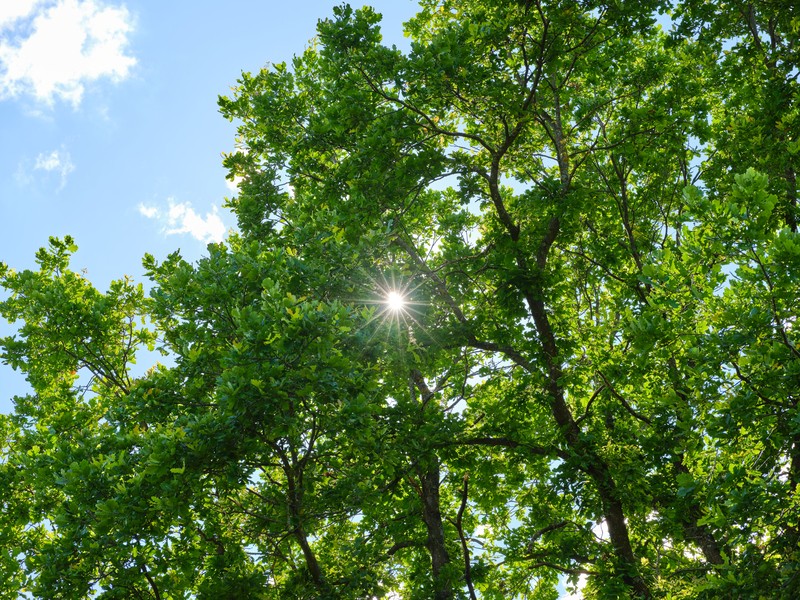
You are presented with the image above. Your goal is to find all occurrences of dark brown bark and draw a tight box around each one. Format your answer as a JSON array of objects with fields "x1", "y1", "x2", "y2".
[
  {"x1": 454, "y1": 474, "x2": 478, "y2": 600},
  {"x1": 478, "y1": 72, "x2": 652, "y2": 594},
  {"x1": 396, "y1": 36, "x2": 654, "y2": 595},
  {"x1": 785, "y1": 399, "x2": 800, "y2": 545},
  {"x1": 791, "y1": 438, "x2": 800, "y2": 494},
  {"x1": 785, "y1": 167, "x2": 797, "y2": 232},
  {"x1": 295, "y1": 525, "x2": 326, "y2": 588},
  {"x1": 667, "y1": 358, "x2": 726, "y2": 566},
  {"x1": 409, "y1": 370, "x2": 454, "y2": 600},
  {"x1": 523, "y1": 274, "x2": 650, "y2": 596},
  {"x1": 672, "y1": 459, "x2": 725, "y2": 565},
  {"x1": 420, "y1": 464, "x2": 454, "y2": 600},
  {"x1": 141, "y1": 564, "x2": 162, "y2": 600},
  {"x1": 285, "y1": 465, "x2": 327, "y2": 591},
  {"x1": 518, "y1": 214, "x2": 650, "y2": 595}
]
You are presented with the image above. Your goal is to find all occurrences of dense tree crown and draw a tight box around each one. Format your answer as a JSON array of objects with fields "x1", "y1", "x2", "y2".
[{"x1": 1, "y1": 1, "x2": 798, "y2": 598}]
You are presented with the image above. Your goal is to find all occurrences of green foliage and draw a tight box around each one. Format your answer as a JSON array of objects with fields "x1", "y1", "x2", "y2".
[{"x1": 2, "y1": 1, "x2": 799, "y2": 598}]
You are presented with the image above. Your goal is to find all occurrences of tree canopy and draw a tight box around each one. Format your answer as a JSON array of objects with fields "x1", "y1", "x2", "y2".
[{"x1": 2, "y1": 1, "x2": 799, "y2": 598}]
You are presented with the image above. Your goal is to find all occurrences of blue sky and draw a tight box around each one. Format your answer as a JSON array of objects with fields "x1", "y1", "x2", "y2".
[{"x1": 0, "y1": 0, "x2": 419, "y2": 410}]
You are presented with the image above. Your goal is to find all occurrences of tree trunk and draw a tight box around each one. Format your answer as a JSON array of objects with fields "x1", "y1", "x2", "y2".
[
  {"x1": 295, "y1": 525, "x2": 326, "y2": 589},
  {"x1": 667, "y1": 359, "x2": 725, "y2": 566},
  {"x1": 528, "y1": 294, "x2": 651, "y2": 597},
  {"x1": 785, "y1": 167, "x2": 797, "y2": 232},
  {"x1": 672, "y1": 458, "x2": 725, "y2": 565},
  {"x1": 286, "y1": 468, "x2": 327, "y2": 591},
  {"x1": 420, "y1": 463, "x2": 453, "y2": 600}
]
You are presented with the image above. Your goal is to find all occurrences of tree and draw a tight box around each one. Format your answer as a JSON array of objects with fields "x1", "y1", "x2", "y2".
[{"x1": 2, "y1": 1, "x2": 798, "y2": 598}]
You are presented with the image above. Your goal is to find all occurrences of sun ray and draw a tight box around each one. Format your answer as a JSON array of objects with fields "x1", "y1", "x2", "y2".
[
  {"x1": 385, "y1": 290, "x2": 406, "y2": 312},
  {"x1": 343, "y1": 271, "x2": 449, "y2": 359}
]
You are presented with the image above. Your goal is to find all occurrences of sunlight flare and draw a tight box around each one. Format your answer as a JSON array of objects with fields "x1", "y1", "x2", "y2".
[{"x1": 385, "y1": 290, "x2": 406, "y2": 312}]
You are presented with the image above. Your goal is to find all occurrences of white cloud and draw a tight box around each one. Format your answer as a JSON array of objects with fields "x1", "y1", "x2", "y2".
[
  {"x1": 16, "y1": 146, "x2": 75, "y2": 189},
  {"x1": 139, "y1": 199, "x2": 227, "y2": 244},
  {"x1": 225, "y1": 175, "x2": 243, "y2": 193},
  {"x1": 0, "y1": 0, "x2": 42, "y2": 29},
  {"x1": 561, "y1": 573, "x2": 588, "y2": 600},
  {"x1": 136, "y1": 203, "x2": 158, "y2": 219},
  {"x1": 35, "y1": 148, "x2": 72, "y2": 172},
  {"x1": 592, "y1": 519, "x2": 609, "y2": 541},
  {"x1": 0, "y1": 0, "x2": 136, "y2": 107},
  {"x1": 34, "y1": 147, "x2": 74, "y2": 188},
  {"x1": 165, "y1": 202, "x2": 226, "y2": 242}
]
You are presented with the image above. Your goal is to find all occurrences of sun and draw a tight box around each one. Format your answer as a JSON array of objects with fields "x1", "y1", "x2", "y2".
[{"x1": 385, "y1": 290, "x2": 406, "y2": 312}]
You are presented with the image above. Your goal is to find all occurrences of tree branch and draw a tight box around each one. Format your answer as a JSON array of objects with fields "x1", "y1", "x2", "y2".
[
  {"x1": 140, "y1": 564, "x2": 162, "y2": 600},
  {"x1": 596, "y1": 371, "x2": 652, "y2": 426},
  {"x1": 454, "y1": 473, "x2": 477, "y2": 600}
]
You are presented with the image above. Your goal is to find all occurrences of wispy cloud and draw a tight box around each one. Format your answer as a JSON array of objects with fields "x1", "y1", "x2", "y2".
[
  {"x1": 34, "y1": 147, "x2": 75, "y2": 188},
  {"x1": 137, "y1": 204, "x2": 158, "y2": 219},
  {"x1": 0, "y1": 0, "x2": 136, "y2": 107},
  {"x1": 138, "y1": 199, "x2": 227, "y2": 244},
  {"x1": 16, "y1": 146, "x2": 76, "y2": 189}
]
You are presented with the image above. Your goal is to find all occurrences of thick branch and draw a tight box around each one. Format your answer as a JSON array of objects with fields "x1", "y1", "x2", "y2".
[
  {"x1": 140, "y1": 565, "x2": 162, "y2": 600},
  {"x1": 454, "y1": 474, "x2": 477, "y2": 600},
  {"x1": 295, "y1": 526, "x2": 326, "y2": 589},
  {"x1": 386, "y1": 540, "x2": 424, "y2": 557},
  {"x1": 447, "y1": 436, "x2": 567, "y2": 461}
]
